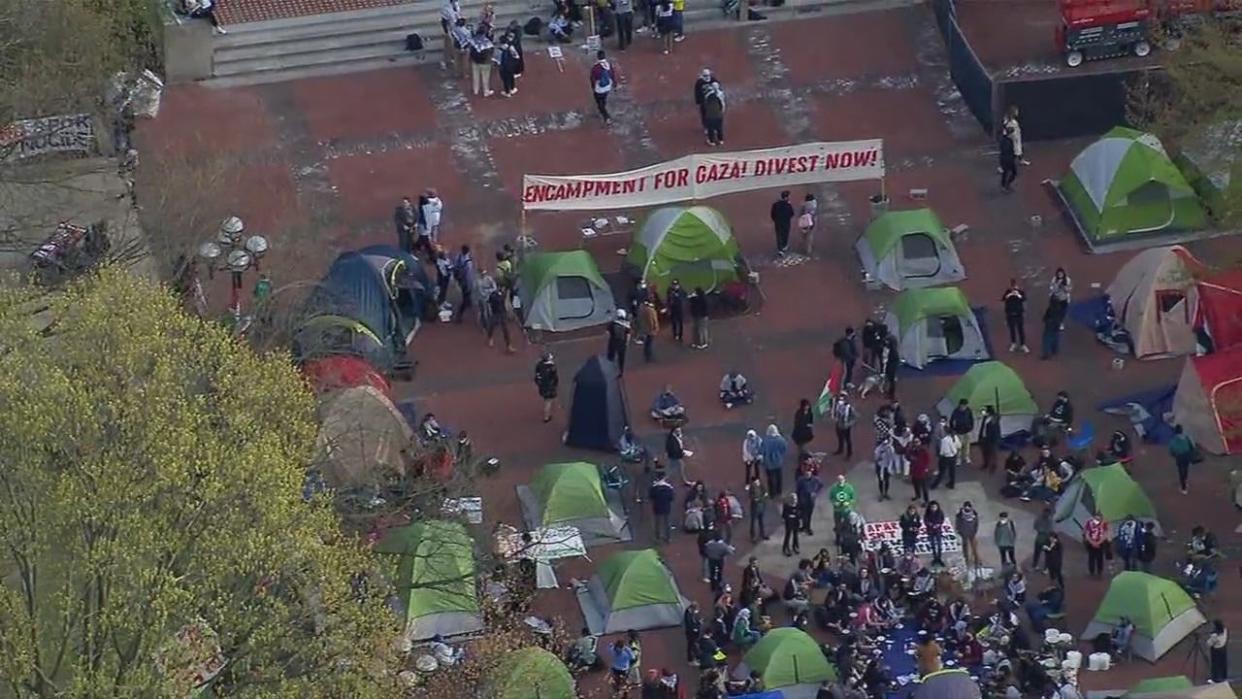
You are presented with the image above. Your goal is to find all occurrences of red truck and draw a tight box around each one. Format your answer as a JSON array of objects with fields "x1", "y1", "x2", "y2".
[{"x1": 1056, "y1": 0, "x2": 1241, "y2": 67}]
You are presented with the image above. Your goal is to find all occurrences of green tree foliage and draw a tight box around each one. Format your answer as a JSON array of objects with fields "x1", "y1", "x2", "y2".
[{"x1": 0, "y1": 269, "x2": 400, "y2": 697}]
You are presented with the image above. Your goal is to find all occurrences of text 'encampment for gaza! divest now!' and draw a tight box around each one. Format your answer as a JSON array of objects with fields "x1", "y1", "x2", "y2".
[{"x1": 521, "y1": 139, "x2": 885, "y2": 211}]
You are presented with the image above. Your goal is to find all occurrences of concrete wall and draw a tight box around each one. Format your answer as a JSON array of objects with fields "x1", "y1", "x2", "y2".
[{"x1": 164, "y1": 18, "x2": 214, "y2": 83}]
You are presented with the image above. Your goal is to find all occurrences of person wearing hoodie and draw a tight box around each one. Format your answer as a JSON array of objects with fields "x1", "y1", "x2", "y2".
[
  {"x1": 702, "y1": 80, "x2": 725, "y2": 146},
  {"x1": 664, "y1": 279, "x2": 686, "y2": 343},
  {"x1": 977, "y1": 406, "x2": 1001, "y2": 473},
  {"x1": 742, "y1": 429, "x2": 763, "y2": 482},
  {"x1": 648, "y1": 470, "x2": 676, "y2": 544},
  {"x1": 1031, "y1": 504, "x2": 1053, "y2": 569},
  {"x1": 924, "y1": 501, "x2": 947, "y2": 567},
  {"x1": 589, "y1": 50, "x2": 617, "y2": 124},
  {"x1": 606, "y1": 309, "x2": 631, "y2": 374},
  {"x1": 703, "y1": 529, "x2": 735, "y2": 591},
  {"x1": 496, "y1": 34, "x2": 521, "y2": 97},
  {"x1": 760, "y1": 424, "x2": 788, "y2": 496},
  {"x1": 533, "y1": 352, "x2": 558, "y2": 423},
  {"x1": 955, "y1": 502, "x2": 980, "y2": 570},
  {"x1": 948, "y1": 398, "x2": 974, "y2": 466},
  {"x1": 694, "y1": 69, "x2": 714, "y2": 131}
]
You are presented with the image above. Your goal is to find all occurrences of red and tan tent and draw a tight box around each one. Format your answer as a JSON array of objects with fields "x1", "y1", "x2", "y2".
[
  {"x1": 1195, "y1": 267, "x2": 1242, "y2": 353},
  {"x1": 1172, "y1": 348, "x2": 1242, "y2": 455},
  {"x1": 1106, "y1": 246, "x2": 1204, "y2": 359}
]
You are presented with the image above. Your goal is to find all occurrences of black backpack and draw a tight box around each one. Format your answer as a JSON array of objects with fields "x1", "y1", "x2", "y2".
[
  {"x1": 524, "y1": 17, "x2": 543, "y2": 36},
  {"x1": 405, "y1": 32, "x2": 423, "y2": 51}
]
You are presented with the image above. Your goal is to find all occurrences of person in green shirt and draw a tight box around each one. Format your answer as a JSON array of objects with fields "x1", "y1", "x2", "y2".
[
  {"x1": 1168, "y1": 425, "x2": 1195, "y2": 495},
  {"x1": 829, "y1": 474, "x2": 856, "y2": 514}
]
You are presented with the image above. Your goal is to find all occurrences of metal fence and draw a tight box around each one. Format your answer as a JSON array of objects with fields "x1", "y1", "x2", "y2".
[{"x1": 932, "y1": 0, "x2": 994, "y2": 134}]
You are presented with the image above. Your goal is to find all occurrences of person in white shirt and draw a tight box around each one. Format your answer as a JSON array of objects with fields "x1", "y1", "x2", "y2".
[
  {"x1": 419, "y1": 188, "x2": 443, "y2": 246},
  {"x1": 932, "y1": 431, "x2": 960, "y2": 490},
  {"x1": 440, "y1": 0, "x2": 461, "y2": 70}
]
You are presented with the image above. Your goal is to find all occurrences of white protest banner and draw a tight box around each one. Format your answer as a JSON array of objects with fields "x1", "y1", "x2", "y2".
[
  {"x1": 521, "y1": 140, "x2": 884, "y2": 211},
  {"x1": 0, "y1": 114, "x2": 97, "y2": 162},
  {"x1": 862, "y1": 519, "x2": 960, "y2": 556}
]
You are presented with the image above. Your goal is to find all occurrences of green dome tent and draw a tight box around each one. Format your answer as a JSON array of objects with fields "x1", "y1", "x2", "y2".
[
  {"x1": 517, "y1": 251, "x2": 617, "y2": 332},
  {"x1": 576, "y1": 549, "x2": 688, "y2": 634},
  {"x1": 1053, "y1": 463, "x2": 1160, "y2": 539},
  {"x1": 374, "y1": 520, "x2": 483, "y2": 641},
  {"x1": 1082, "y1": 572, "x2": 1206, "y2": 662},
  {"x1": 625, "y1": 206, "x2": 740, "y2": 295},
  {"x1": 1058, "y1": 127, "x2": 1207, "y2": 250},
  {"x1": 884, "y1": 286, "x2": 989, "y2": 369},
  {"x1": 489, "y1": 647, "x2": 575, "y2": 699},
  {"x1": 935, "y1": 361, "x2": 1037, "y2": 440},
  {"x1": 734, "y1": 628, "x2": 836, "y2": 689},
  {"x1": 1124, "y1": 677, "x2": 1238, "y2": 699},
  {"x1": 856, "y1": 208, "x2": 965, "y2": 291},
  {"x1": 516, "y1": 462, "x2": 631, "y2": 547}
]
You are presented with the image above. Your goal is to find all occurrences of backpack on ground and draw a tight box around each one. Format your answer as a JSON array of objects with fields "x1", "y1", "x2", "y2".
[
  {"x1": 405, "y1": 32, "x2": 423, "y2": 51},
  {"x1": 524, "y1": 17, "x2": 543, "y2": 35}
]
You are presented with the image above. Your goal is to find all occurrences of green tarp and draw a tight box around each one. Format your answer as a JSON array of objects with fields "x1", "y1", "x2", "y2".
[
  {"x1": 529, "y1": 462, "x2": 611, "y2": 526},
  {"x1": 742, "y1": 628, "x2": 836, "y2": 688},
  {"x1": 491, "y1": 647, "x2": 575, "y2": 699},
  {"x1": 626, "y1": 205, "x2": 740, "y2": 295}
]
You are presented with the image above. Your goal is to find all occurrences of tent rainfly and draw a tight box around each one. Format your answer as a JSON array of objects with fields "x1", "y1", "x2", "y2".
[
  {"x1": 1058, "y1": 127, "x2": 1207, "y2": 248},
  {"x1": 518, "y1": 251, "x2": 617, "y2": 332},
  {"x1": 1082, "y1": 572, "x2": 1207, "y2": 662},
  {"x1": 1195, "y1": 267, "x2": 1242, "y2": 354},
  {"x1": 734, "y1": 628, "x2": 836, "y2": 689},
  {"x1": 315, "y1": 385, "x2": 413, "y2": 490},
  {"x1": 884, "y1": 286, "x2": 989, "y2": 369},
  {"x1": 1172, "y1": 349, "x2": 1242, "y2": 455},
  {"x1": 489, "y1": 647, "x2": 576, "y2": 699},
  {"x1": 625, "y1": 206, "x2": 740, "y2": 295},
  {"x1": 936, "y1": 361, "x2": 1037, "y2": 440},
  {"x1": 1105, "y1": 246, "x2": 1203, "y2": 359},
  {"x1": 374, "y1": 520, "x2": 483, "y2": 641},
  {"x1": 564, "y1": 355, "x2": 629, "y2": 452},
  {"x1": 516, "y1": 462, "x2": 631, "y2": 546},
  {"x1": 1054, "y1": 463, "x2": 1160, "y2": 539},
  {"x1": 856, "y1": 208, "x2": 965, "y2": 291},
  {"x1": 577, "y1": 549, "x2": 688, "y2": 634}
]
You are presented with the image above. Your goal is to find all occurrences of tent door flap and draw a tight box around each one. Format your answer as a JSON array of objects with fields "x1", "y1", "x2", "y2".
[{"x1": 555, "y1": 276, "x2": 595, "y2": 321}]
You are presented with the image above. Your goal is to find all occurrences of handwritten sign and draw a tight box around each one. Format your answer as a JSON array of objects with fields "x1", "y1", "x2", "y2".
[
  {"x1": 0, "y1": 114, "x2": 96, "y2": 162},
  {"x1": 863, "y1": 519, "x2": 961, "y2": 556}
]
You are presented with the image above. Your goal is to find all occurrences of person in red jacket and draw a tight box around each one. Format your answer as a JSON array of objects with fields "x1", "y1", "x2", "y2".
[
  {"x1": 1083, "y1": 513, "x2": 1110, "y2": 578},
  {"x1": 908, "y1": 440, "x2": 931, "y2": 505}
]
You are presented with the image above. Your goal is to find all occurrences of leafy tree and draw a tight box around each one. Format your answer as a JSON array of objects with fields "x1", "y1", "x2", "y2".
[{"x1": 0, "y1": 268, "x2": 401, "y2": 697}]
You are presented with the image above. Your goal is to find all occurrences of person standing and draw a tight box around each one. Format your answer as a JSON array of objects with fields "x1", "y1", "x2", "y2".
[
  {"x1": 908, "y1": 440, "x2": 931, "y2": 505},
  {"x1": 1003, "y1": 105, "x2": 1029, "y2": 165},
  {"x1": 899, "y1": 504, "x2": 922, "y2": 554},
  {"x1": 636, "y1": 295, "x2": 659, "y2": 362},
  {"x1": 795, "y1": 466, "x2": 822, "y2": 536},
  {"x1": 1043, "y1": 533, "x2": 1065, "y2": 589},
  {"x1": 534, "y1": 352, "x2": 559, "y2": 422},
  {"x1": 606, "y1": 309, "x2": 631, "y2": 375},
  {"x1": 761, "y1": 424, "x2": 788, "y2": 496},
  {"x1": 418, "y1": 189, "x2": 444, "y2": 255},
  {"x1": 830, "y1": 392, "x2": 857, "y2": 459},
  {"x1": 792, "y1": 399, "x2": 815, "y2": 458},
  {"x1": 948, "y1": 398, "x2": 974, "y2": 466},
  {"x1": 671, "y1": 0, "x2": 686, "y2": 41},
  {"x1": 655, "y1": 0, "x2": 675, "y2": 54},
  {"x1": 689, "y1": 286, "x2": 709, "y2": 349},
  {"x1": 874, "y1": 439, "x2": 896, "y2": 501},
  {"x1": 832, "y1": 327, "x2": 859, "y2": 388},
  {"x1": 702, "y1": 81, "x2": 725, "y2": 147},
  {"x1": 799, "y1": 193, "x2": 818, "y2": 256},
  {"x1": 394, "y1": 196, "x2": 417, "y2": 253},
  {"x1": 609, "y1": 638, "x2": 636, "y2": 695},
  {"x1": 742, "y1": 429, "x2": 763, "y2": 482},
  {"x1": 924, "y1": 501, "x2": 946, "y2": 567},
  {"x1": 1040, "y1": 300, "x2": 1064, "y2": 360},
  {"x1": 452, "y1": 244, "x2": 475, "y2": 323},
  {"x1": 614, "y1": 0, "x2": 635, "y2": 49},
  {"x1": 1168, "y1": 425, "x2": 1195, "y2": 495},
  {"x1": 484, "y1": 283, "x2": 515, "y2": 353},
  {"x1": 468, "y1": 28, "x2": 495, "y2": 97},
  {"x1": 1083, "y1": 512, "x2": 1109, "y2": 579},
  {"x1": 665, "y1": 426, "x2": 694, "y2": 487},
  {"x1": 497, "y1": 35, "x2": 520, "y2": 97},
  {"x1": 1048, "y1": 267, "x2": 1072, "y2": 325},
  {"x1": 434, "y1": 248, "x2": 453, "y2": 308},
  {"x1": 828, "y1": 473, "x2": 856, "y2": 535},
  {"x1": 683, "y1": 602, "x2": 703, "y2": 665},
  {"x1": 931, "y1": 428, "x2": 960, "y2": 490},
  {"x1": 589, "y1": 50, "x2": 616, "y2": 124},
  {"x1": 1002, "y1": 278, "x2": 1029, "y2": 353},
  {"x1": 770, "y1": 191, "x2": 795, "y2": 256},
  {"x1": 882, "y1": 333, "x2": 900, "y2": 400},
  {"x1": 995, "y1": 511, "x2": 1017, "y2": 568},
  {"x1": 780, "y1": 492, "x2": 800, "y2": 556},
  {"x1": 694, "y1": 70, "x2": 714, "y2": 138},
  {"x1": 704, "y1": 529, "x2": 735, "y2": 592},
  {"x1": 1031, "y1": 504, "x2": 1053, "y2": 570},
  {"x1": 999, "y1": 125, "x2": 1018, "y2": 193},
  {"x1": 1137, "y1": 521, "x2": 1157, "y2": 573},
  {"x1": 1115, "y1": 515, "x2": 1140, "y2": 571},
  {"x1": 977, "y1": 406, "x2": 1001, "y2": 473},
  {"x1": 956, "y1": 502, "x2": 980, "y2": 570},
  {"x1": 664, "y1": 279, "x2": 686, "y2": 343},
  {"x1": 649, "y1": 470, "x2": 675, "y2": 544},
  {"x1": 746, "y1": 475, "x2": 768, "y2": 542},
  {"x1": 1207, "y1": 620, "x2": 1228, "y2": 684}
]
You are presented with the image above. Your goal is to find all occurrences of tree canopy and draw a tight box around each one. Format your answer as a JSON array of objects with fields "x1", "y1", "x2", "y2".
[{"x1": 0, "y1": 269, "x2": 400, "y2": 697}]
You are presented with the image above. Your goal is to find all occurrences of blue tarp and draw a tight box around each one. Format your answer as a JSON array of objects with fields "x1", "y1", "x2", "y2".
[
  {"x1": 1096, "y1": 385, "x2": 1177, "y2": 445},
  {"x1": 880, "y1": 625, "x2": 982, "y2": 699},
  {"x1": 735, "y1": 692, "x2": 784, "y2": 699},
  {"x1": 1067, "y1": 296, "x2": 1110, "y2": 333}
]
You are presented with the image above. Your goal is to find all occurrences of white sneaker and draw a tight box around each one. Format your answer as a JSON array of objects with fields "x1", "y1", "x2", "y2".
[
  {"x1": 1008, "y1": 343, "x2": 1017, "y2": 352},
  {"x1": 1021, "y1": 345, "x2": 1030, "y2": 353},
  {"x1": 214, "y1": 26, "x2": 228, "y2": 35}
]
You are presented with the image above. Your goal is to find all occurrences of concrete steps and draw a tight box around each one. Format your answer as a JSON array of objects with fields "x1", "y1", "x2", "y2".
[{"x1": 203, "y1": 0, "x2": 918, "y2": 87}]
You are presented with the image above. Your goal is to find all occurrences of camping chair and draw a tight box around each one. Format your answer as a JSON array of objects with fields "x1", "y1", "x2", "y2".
[{"x1": 1066, "y1": 422, "x2": 1095, "y2": 460}]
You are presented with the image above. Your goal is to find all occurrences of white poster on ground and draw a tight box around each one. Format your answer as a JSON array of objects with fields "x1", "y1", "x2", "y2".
[{"x1": 521, "y1": 140, "x2": 885, "y2": 211}]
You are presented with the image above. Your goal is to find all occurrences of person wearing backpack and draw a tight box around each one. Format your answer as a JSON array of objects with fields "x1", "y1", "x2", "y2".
[
  {"x1": 589, "y1": 50, "x2": 616, "y2": 124},
  {"x1": 468, "y1": 28, "x2": 495, "y2": 97},
  {"x1": 1168, "y1": 424, "x2": 1196, "y2": 495}
]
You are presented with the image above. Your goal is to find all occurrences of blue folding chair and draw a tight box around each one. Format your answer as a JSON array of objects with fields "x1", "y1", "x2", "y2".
[{"x1": 1067, "y1": 421, "x2": 1096, "y2": 459}]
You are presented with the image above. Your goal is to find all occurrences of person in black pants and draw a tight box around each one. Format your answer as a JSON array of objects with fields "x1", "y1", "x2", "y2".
[
  {"x1": 780, "y1": 493, "x2": 800, "y2": 556},
  {"x1": 605, "y1": 310, "x2": 631, "y2": 375},
  {"x1": 882, "y1": 333, "x2": 900, "y2": 400},
  {"x1": 770, "y1": 190, "x2": 795, "y2": 255},
  {"x1": 1002, "y1": 278, "x2": 1029, "y2": 353},
  {"x1": 1043, "y1": 534, "x2": 1065, "y2": 589},
  {"x1": 664, "y1": 279, "x2": 686, "y2": 343},
  {"x1": 1000, "y1": 126, "x2": 1018, "y2": 193},
  {"x1": 614, "y1": 0, "x2": 635, "y2": 49},
  {"x1": 682, "y1": 603, "x2": 703, "y2": 663},
  {"x1": 832, "y1": 327, "x2": 859, "y2": 388}
]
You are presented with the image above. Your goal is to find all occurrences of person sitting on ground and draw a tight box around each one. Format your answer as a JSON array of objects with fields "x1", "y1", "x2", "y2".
[
  {"x1": 948, "y1": 597, "x2": 972, "y2": 630},
  {"x1": 547, "y1": 8, "x2": 573, "y2": 42},
  {"x1": 418, "y1": 412, "x2": 447, "y2": 443},
  {"x1": 719, "y1": 370, "x2": 754, "y2": 408},
  {"x1": 1046, "y1": 391, "x2": 1074, "y2": 435},
  {"x1": 565, "y1": 627, "x2": 598, "y2": 670},
  {"x1": 1181, "y1": 559, "x2": 1218, "y2": 598},
  {"x1": 918, "y1": 596, "x2": 948, "y2": 634},
  {"x1": 1110, "y1": 616, "x2": 1135, "y2": 657},
  {"x1": 731, "y1": 606, "x2": 762, "y2": 648},
  {"x1": 618, "y1": 425, "x2": 647, "y2": 463},
  {"x1": 1187, "y1": 525, "x2": 1220, "y2": 562},
  {"x1": 783, "y1": 567, "x2": 813, "y2": 616},
  {"x1": 651, "y1": 384, "x2": 687, "y2": 422},
  {"x1": 1024, "y1": 584, "x2": 1064, "y2": 633},
  {"x1": 874, "y1": 595, "x2": 900, "y2": 628},
  {"x1": 817, "y1": 589, "x2": 852, "y2": 635},
  {"x1": 811, "y1": 548, "x2": 836, "y2": 588},
  {"x1": 1005, "y1": 572, "x2": 1027, "y2": 606},
  {"x1": 1108, "y1": 430, "x2": 1132, "y2": 465},
  {"x1": 429, "y1": 633, "x2": 465, "y2": 666}
]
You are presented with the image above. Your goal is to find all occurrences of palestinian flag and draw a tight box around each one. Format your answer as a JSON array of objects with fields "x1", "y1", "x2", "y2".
[{"x1": 814, "y1": 361, "x2": 844, "y2": 419}]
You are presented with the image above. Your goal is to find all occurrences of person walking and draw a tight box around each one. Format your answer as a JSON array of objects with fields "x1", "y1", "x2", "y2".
[
  {"x1": 1083, "y1": 512, "x2": 1109, "y2": 579},
  {"x1": 636, "y1": 295, "x2": 659, "y2": 362},
  {"x1": 683, "y1": 602, "x2": 703, "y2": 665},
  {"x1": 606, "y1": 309, "x2": 631, "y2": 375},
  {"x1": 452, "y1": 245, "x2": 475, "y2": 323},
  {"x1": 671, "y1": 0, "x2": 686, "y2": 41},
  {"x1": 1003, "y1": 105, "x2": 1029, "y2": 165},
  {"x1": 394, "y1": 196, "x2": 417, "y2": 253},
  {"x1": 874, "y1": 439, "x2": 896, "y2": 501},
  {"x1": 832, "y1": 327, "x2": 859, "y2": 388},
  {"x1": 1168, "y1": 425, "x2": 1195, "y2": 495},
  {"x1": 791, "y1": 398, "x2": 815, "y2": 459},
  {"x1": 693, "y1": 69, "x2": 714, "y2": 131},
  {"x1": 1207, "y1": 620, "x2": 1229, "y2": 684},
  {"x1": 614, "y1": 0, "x2": 634, "y2": 49},
  {"x1": 1043, "y1": 533, "x2": 1065, "y2": 589},
  {"x1": 1002, "y1": 278, "x2": 1029, "y2": 353},
  {"x1": 609, "y1": 638, "x2": 636, "y2": 695},
  {"x1": 999, "y1": 124, "x2": 1018, "y2": 193},
  {"x1": 665, "y1": 426, "x2": 694, "y2": 487},
  {"x1": 746, "y1": 475, "x2": 768, "y2": 542},
  {"x1": 799, "y1": 193, "x2": 818, "y2": 256},
  {"x1": 689, "y1": 287, "x2": 709, "y2": 349},
  {"x1": 655, "y1": 0, "x2": 675, "y2": 54},
  {"x1": 977, "y1": 406, "x2": 1001, "y2": 473},
  {"x1": 702, "y1": 81, "x2": 725, "y2": 147},
  {"x1": 770, "y1": 191, "x2": 795, "y2": 256},
  {"x1": 704, "y1": 529, "x2": 735, "y2": 592},
  {"x1": 533, "y1": 352, "x2": 559, "y2": 422},
  {"x1": 955, "y1": 501, "x2": 980, "y2": 570},
  {"x1": 468, "y1": 28, "x2": 495, "y2": 97},
  {"x1": 924, "y1": 501, "x2": 947, "y2": 567},
  {"x1": 649, "y1": 470, "x2": 675, "y2": 544},
  {"x1": 995, "y1": 511, "x2": 1017, "y2": 568},
  {"x1": 831, "y1": 392, "x2": 857, "y2": 460},
  {"x1": 780, "y1": 492, "x2": 800, "y2": 556},
  {"x1": 931, "y1": 428, "x2": 960, "y2": 490},
  {"x1": 908, "y1": 439, "x2": 931, "y2": 504},
  {"x1": 484, "y1": 283, "x2": 515, "y2": 353},
  {"x1": 948, "y1": 398, "x2": 974, "y2": 466},
  {"x1": 761, "y1": 424, "x2": 788, "y2": 496},
  {"x1": 589, "y1": 50, "x2": 616, "y2": 124},
  {"x1": 664, "y1": 279, "x2": 686, "y2": 343}
]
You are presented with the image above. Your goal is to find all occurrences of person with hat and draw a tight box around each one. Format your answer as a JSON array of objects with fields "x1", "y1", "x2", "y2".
[
  {"x1": 694, "y1": 69, "x2": 715, "y2": 131},
  {"x1": 606, "y1": 309, "x2": 632, "y2": 375}
]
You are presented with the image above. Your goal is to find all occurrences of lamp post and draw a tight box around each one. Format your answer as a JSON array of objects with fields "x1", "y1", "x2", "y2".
[{"x1": 196, "y1": 216, "x2": 269, "y2": 322}]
